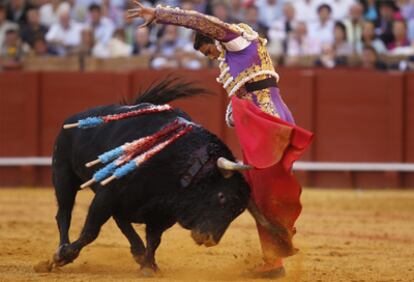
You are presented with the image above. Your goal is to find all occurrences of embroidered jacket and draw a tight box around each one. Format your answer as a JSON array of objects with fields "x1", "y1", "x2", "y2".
[{"x1": 155, "y1": 5, "x2": 282, "y2": 124}]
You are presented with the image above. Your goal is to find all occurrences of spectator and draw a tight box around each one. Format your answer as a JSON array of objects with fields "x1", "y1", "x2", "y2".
[
  {"x1": 408, "y1": 17, "x2": 414, "y2": 42},
  {"x1": 308, "y1": 3, "x2": 335, "y2": 47},
  {"x1": 6, "y1": 0, "x2": 35, "y2": 27},
  {"x1": 360, "y1": 45, "x2": 387, "y2": 69},
  {"x1": 123, "y1": 9, "x2": 138, "y2": 46},
  {"x1": 228, "y1": 0, "x2": 244, "y2": 23},
  {"x1": 343, "y1": 2, "x2": 364, "y2": 52},
  {"x1": 388, "y1": 19, "x2": 413, "y2": 55},
  {"x1": 132, "y1": 26, "x2": 156, "y2": 56},
  {"x1": 359, "y1": 0, "x2": 378, "y2": 21},
  {"x1": 86, "y1": 3, "x2": 115, "y2": 46},
  {"x1": 314, "y1": 21, "x2": 353, "y2": 68},
  {"x1": 244, "y1": 5, "x2": 267, "y2": 38},
  {"x1": 45, "y1": 3, "x2": 83, "y2": 56},
  {"x1": 325, "y1": 0, "x2": 357, "y2": 21},
  {"x1": 20, "y1": 8, "x2": 48, "y2": 47},
  {"x1": 314, "y1": 45, "x2": 338, "y2": 68},
  {"x1": 396, "y1": 0, "x2": 414, "y2": 20},
  {"x1": 376, "y1": 0, "x2": 398, "y2": 46},
  {"x1": 356, "y1": 20, "x2": 387, "y2": 54},
  {"x1": 333, "y1": 21, "x2": 353, "y2": 56},
  {"x1": 0, "y1": 28, "x2": 28, "y2": 70},
  {"x1": 101, "y1": 0, "x2": 125, "y2": 28},
  {"x1": 285, "y1": 21, "x2": 322, "y2": 65},
  {"x1": 66, "y1": 0, "x2": 89, "y2": 23},
  {"x1": 256, "y1": 0, "x2": 284, "y2": 28},
  {"x1": 268, "y1": 1, "x2": 297, "y2": 55},
  {"x1": 92, "y1": 28, "x2": 133, "y2": 58},
  {"x1": 294, "y1": 0, "x2": 320, "y2": 23},
  {"x1": 39, "y1": 0, "x2": 62, "y2": 27},
  {"x1": 0, "y1": 4, "x2": 19, "y2": 47},
  {"x1": 29, "y1": 35, "x2": 58, "y2": 56},
  {"x1": 151, "y1": 25, "x2": 184, "y2": 68},
  {"x1": 210, "y1": 1, "x2": 231, "y2": 22}
]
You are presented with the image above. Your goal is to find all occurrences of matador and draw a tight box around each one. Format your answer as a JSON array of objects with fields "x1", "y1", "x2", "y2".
[{"x1": 128, "y1": 2, "x2": 313, "y2": 278}]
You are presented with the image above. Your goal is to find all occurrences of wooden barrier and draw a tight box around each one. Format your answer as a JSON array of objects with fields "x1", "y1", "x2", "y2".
[
  {"x1": 0, "y1": 69, "x2": 413, "y2": 188},
  {"x1": 24, "y1": 56, "x2": 80, "y2": 71}
]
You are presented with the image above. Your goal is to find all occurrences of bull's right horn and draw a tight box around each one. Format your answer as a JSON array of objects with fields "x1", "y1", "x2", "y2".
[{"x1": 217, "y1": 157, "x2": 252, "y2": 171}]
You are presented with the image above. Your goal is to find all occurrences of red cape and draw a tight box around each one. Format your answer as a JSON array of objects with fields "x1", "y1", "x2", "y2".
[
  {"x1": 231, "y1": 96, "x2": 313, "y2": 170},
  {"x1": 231, "y1": 96, "x2": 313, "y2": 257}
]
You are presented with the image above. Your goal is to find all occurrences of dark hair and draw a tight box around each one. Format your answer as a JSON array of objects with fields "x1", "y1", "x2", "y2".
[
  {"x1": 392, "y1": 19, "x2": 407, "y2": 29},
  {"x1": 379, "y1": 0, "x2": 398, "y2": 11},
  {"x1": 0, "y1": 4, "x2": 5, "y2": 12},
  {"x1": 193, "y1": 32, "x2": 214, "y2": 50},
  {"x1": 334, "y1": 21, "x2": 347, "y2": 40},
  {"x1": 89, "y1": 3, "x2": 101, "y2": 12},
  {"x1": 5, "y1": 28, "x2": 18, "y2": 35},
  {"x1": 33, "y1": 34, "x2": 46, "y2": 44},
  {"x1": 317, "y1": 3, "x2": 332, "y2": 14}
]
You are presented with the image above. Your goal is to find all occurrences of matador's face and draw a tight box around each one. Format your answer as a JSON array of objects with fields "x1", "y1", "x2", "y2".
[{"x1": 199, "y1": 43, "x2": 220, "y2": 60}]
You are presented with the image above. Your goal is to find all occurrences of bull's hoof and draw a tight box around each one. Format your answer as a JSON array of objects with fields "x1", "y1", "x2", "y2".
[
  {"x1": 245, "y1": 266, "x2": 286, "y2": 279},
  {"x1": 53, "y1": 244, "x2": 79, "y2": 267},
  {"x1": 133, "y1": 254, "x2": 146, "y2": 266},
  {"x1": 140, "y1": 266, "x2": 159, "y2": 277}
]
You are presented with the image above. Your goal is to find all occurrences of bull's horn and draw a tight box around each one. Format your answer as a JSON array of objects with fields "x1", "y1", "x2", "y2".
[{"x1": 216, "y1": 157, "x2": 252, "y2": 171}]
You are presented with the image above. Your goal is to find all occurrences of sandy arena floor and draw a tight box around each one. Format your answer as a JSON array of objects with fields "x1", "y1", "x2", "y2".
[{"x1": 0, "y1": 188, "x2": 413, "y2": 282}]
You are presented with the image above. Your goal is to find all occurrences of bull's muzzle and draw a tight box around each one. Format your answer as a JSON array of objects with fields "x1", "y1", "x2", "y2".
[{"x1": 191, "y1": 230, "x2": 218, "y2": 247}]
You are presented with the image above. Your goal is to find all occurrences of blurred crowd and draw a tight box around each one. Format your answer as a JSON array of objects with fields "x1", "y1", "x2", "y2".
[{"x1": 1, "y1": 0, "x2": 414, "y2": 70}]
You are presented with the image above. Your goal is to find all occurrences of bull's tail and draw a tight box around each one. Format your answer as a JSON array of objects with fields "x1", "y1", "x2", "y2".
[{"x1": 132, "y1": 75, "x2": 209, "y2": 105}]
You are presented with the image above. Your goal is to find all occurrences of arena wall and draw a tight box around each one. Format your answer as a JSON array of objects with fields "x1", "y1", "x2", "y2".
[{"x1": 0, "y1": 69, "x2": 413, "y2": 188}]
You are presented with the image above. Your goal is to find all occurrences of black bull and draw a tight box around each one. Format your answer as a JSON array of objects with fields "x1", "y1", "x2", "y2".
[{"x1": 51, "y1": 80, "x2": 252, "y2": 274}]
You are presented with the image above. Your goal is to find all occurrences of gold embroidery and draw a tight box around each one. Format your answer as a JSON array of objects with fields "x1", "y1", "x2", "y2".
[
  {"x1": 254, "y1": 88, "x2": 280, "y2": 117},
  {"x1": 218, "y1": 39, "x2": 277, "y2": 95},
  {"x1": 214, "y1": 24, "x2": 280, "y2": 117},
  {"x1": 155, "y1": 6, "x2": 239, "y2": 41}
]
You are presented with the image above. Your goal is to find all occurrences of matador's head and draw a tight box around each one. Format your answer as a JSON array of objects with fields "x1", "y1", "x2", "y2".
[{"x1": 194, "y1": 32, "x2": 220, "y2": 60}]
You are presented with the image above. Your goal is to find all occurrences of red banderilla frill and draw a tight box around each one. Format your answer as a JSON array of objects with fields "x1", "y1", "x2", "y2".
[
  {"x1": 80, "y1": 118, "x2": 192, "y2": 189},
  {"x1": 63, "y1": 104, "x2": 173, "y2": 129}
]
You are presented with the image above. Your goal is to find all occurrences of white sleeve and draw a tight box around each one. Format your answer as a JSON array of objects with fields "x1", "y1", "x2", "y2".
[{"x1": 222, "y1": 36, "x2": 251, "y2": 52}]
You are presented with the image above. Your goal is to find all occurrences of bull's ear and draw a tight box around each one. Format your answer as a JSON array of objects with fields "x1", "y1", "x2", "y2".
[{"x1": 219, "y1": 169, "x2": 234, "y2": 179}]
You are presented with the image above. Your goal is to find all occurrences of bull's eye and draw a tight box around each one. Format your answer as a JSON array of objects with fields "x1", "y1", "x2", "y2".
[{"x1": 218, "y1": 192, "x2": 226, "y2": 205}]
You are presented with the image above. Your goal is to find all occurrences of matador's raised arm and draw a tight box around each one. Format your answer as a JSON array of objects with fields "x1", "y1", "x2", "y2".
[
  {"x1": 154, "y1": 5, "x2": 241, "y2": 42},
  {"x1": 128, "y1": 1, "x2": 242, "y2": 43}
]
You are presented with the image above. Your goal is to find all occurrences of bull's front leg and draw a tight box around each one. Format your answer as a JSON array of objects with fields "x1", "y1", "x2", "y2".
[
  {"x1": 140, "y1": 220, "x2": 174, "y2": 276},
  {"x1": 140, "y1": 224, "x2": 163, "y2": 276},
  {"x1": 53, "y1": 190, "x2": 114, "y2": 267},
  {"x1": 113, "y1": 216, "x2": 146, "y2": 266}
]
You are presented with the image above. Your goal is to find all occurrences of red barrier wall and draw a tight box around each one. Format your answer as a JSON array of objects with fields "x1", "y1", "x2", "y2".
[
  {"x1": 0, "y1": 72, "x2": 39, "y2": 185},
  {"x1": 0, "y1": 69, "x2": 413, "y2": 188},
  {"x1": 405, "y1": 73, "x2": 414, "y2": 187},
  {"x1": 38, "y1": 72, "x2": 131, "y2": 185},
  {"x1": 312, "y1": 70, "x2": 405, "y2": 187}
]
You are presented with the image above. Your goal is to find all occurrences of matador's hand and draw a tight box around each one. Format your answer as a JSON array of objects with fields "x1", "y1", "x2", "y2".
[{"x1": 127, "y1": 0, "x2": 156, "y2": 28}]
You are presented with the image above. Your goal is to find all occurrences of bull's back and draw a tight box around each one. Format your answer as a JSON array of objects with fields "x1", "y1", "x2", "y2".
[{"x1": 52, "y1": 103, "x2": 232, "y2": 220}]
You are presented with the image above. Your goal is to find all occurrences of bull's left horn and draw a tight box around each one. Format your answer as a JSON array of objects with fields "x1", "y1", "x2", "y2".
[{"x1": 217, "y1": 157, "x2": 252, "y2": 171}]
